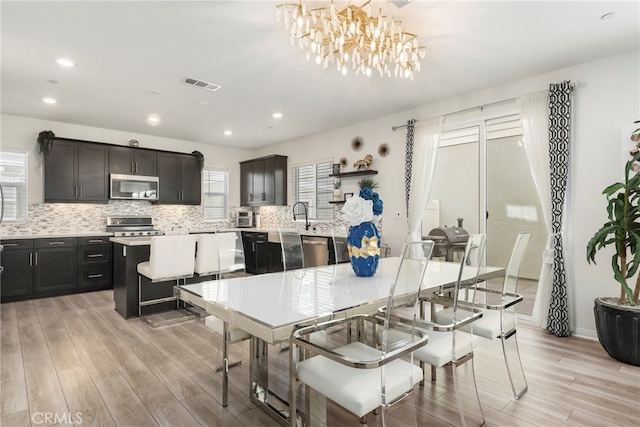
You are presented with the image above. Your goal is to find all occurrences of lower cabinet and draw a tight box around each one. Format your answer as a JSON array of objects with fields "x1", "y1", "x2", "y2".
[
  {"x1": 242, "y1": 232, "x2": 269, "y2": 274},
  {"x1": 1, "y1": 236, "x2": 113, "y2": 303},
  {"x1": 268, "y1": 242, "x2": 284, "y2": 273}
]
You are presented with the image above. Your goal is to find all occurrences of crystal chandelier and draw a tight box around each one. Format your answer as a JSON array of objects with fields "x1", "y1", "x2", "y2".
[{"x1": 276, "y1": 0, "x2": 425, "y2": 80}]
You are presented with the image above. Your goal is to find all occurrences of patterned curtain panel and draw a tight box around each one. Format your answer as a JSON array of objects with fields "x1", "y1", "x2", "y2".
[
  {"x1": 546, "y1": 81, "x2": 573, "y2": 337},
  {"x1": 404, "y1": 119, "x2": 416, "y2": 215}
]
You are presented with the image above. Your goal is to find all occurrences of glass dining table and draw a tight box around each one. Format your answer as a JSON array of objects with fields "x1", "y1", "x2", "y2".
[{"x1": 177, "y1": 257, "x2": 504, "y2": 425}]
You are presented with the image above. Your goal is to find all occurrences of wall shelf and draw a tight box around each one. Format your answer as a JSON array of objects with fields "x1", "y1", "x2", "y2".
[
  {"x1": 328, "y1": 200, "x2": 345, "y2": 204},
  {"x1": 329, "y1": 170, "x2": 378, "y2": 178}
]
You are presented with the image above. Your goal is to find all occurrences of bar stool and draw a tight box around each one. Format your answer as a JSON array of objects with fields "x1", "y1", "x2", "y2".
[{"x1": 137, "y1": 235, "x2": 196, "y2": 327}]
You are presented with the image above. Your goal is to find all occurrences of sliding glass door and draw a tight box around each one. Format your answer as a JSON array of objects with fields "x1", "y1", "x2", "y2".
[{"x1": 427, "y1": 115, "x2": 546, "y2": 316}]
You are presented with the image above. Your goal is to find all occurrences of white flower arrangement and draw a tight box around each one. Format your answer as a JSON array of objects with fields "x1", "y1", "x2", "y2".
[{"x1": 341, "y1": 196, "x2": 373, "y2": 226}]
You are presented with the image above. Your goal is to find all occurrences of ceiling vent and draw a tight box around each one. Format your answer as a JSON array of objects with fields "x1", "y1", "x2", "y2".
[
  {"x1": 184, "y1": 77, "x2": 221, "y2": 92},
  {"x1": 387, "y1": 0, "x2": 413, "y2": 8}
]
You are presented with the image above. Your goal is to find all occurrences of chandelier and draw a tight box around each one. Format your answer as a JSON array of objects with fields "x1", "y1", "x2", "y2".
[{"x1": 276, "y1": 0, "x2": 425, "y2": 80}]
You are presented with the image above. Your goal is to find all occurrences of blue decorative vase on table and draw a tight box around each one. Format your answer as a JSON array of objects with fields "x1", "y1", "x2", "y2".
[
  {"x1": 341, "y1": 185, "x2": 383, "y2": 277},
  {"x1": 347, "y1": 222, "x2": 381, "y2": 277}
]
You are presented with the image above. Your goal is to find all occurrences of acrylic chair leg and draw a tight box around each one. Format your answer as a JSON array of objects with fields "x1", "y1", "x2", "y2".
[
  {"x1": 469, "y1": 357, "x2": 486, "y2": 426},
  {"x1": 501, "y1": 331, "x2": 528, "y2": 399},
  {"x1": 222, "y1": 321, "x2": 229, "y2": 407},
  {"x1": 450, "y1": 363, "x2": 467, "y2": 427}
]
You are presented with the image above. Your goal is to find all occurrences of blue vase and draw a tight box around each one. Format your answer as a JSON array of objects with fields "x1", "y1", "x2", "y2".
[{"x1": 347, "y1": 222, "x2": 381, "y2": 277}]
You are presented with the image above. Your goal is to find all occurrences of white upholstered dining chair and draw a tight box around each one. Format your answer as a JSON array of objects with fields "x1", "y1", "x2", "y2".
[
  {"x1": 199, "y1": 230, "x2": 252, "y2": 407},
  {"x1": 289, "y1": 240, "x2": 435, "y2": 426},
  {"x1": 436, "y1": 232, "x2": 532, "y2": 399}
]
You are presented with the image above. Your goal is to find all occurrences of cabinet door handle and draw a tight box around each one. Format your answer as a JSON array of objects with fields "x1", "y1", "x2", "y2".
[
  {"x1": 79, "y1": 186, "x2": 82, "y2": 198},
  {"x1": 34, "y1": 252, "x2": 38, "y2": 266},
  {"x1": 3, "y1": 243, "x2": 18, "y2": 247},
  {"x1": 134, "y1": 161, "x2": 138, "y2": 174},
  {"x1": 88, "y1": 254, "x2": 103, "y2": 258},
  {"x1": 74, "y1": 185, "x2": 78, "y2": 198},
  {"x1": 48, "y1": 241, "x2": 66, "y2": 245},
  {"x1": 29, "y1": 252, "x2": 33, "y2": 266},
  {"x1": 131, "y1": 161, "x2": 135, "y2": 173},
  {"x1": 262, "y1": 192, "x2": 266, "y2": 201},
  {"x1": 88, "y1": 239, "x2": 103, "y2": 243},
  {"x1": 88, "y1": 274, "x2": 104, "y2": 279}
]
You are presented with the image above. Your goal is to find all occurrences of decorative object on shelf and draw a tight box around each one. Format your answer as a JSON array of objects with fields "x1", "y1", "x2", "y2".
[
  {"x1": 357, "y1": 176, "x2": 379, "y2": 189},
  {"x1": 332, "y1": 178, "x2": 342, "y2": 201},
  {"x1": 332, "y1": 163, "x2": 341, "y2": 175},
  {"x1": 586, "y1": 122, "x2": 640, "y2": 366},
  {"x1": 340, "y1": 157, "x2": 348, "y2": 169},
  {"x1": 351, "y1": 136, "x2": 363, "y2": 151},
  {"x1": 275, "y1": 0, "x2": 425, "y2": 79},
  {"x1": 378, "y1": 143, "x2": 390, "y2": 157},
  {"x1": 37, "y1": 130, "x2": 55, "y2": 158},
  {"x1": 342, "y1": 187, "x2": 383, "y2": 277},
  {"x1": 353, "y1": 154, "x2": 373, "y2": 171},
  {"x1": 343, "y1": 192, "x2": 354, "y2": 200},
  {"x1": 128, "y1": 139, "x2": 139, "y2": 147},
  {"x1": 192, "y1": 150, "x2": 204, "y2": 171}
]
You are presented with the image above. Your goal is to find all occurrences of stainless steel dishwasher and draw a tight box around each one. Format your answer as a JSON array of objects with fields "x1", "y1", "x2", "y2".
[{"x1": 302, "y1": 236, "x2": 328, "y2": 267}]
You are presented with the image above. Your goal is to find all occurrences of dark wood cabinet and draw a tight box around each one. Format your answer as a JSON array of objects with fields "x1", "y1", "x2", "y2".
[
  {"x1": 77, "y1": 236, "x2": 112, "y2": 288},
  {"x1": 240, "y1": 155, "x2": 287, "y2": 206},
  {"x1": 0, "y1": 236, "x2": 112, "y2": 303},
  {"x1": 268, "y1": 242, "x2": 284, "y2": 273},
  {"x1": 242, "y1": 232, "x2": 269, "y2": 274},
  {"x1": 33, "y1": 238, "x2": 78, "y2": 294},
  {"x1": 109, "y1": 146, "x2": 157, "y2": 176},
  {"x1": 157, "y1": 152, "x2": 201, "y2": 205},
  {"x1": 45, "y1": 139, "x2": 109, "y2": 203},
  {"x1": 1, "y1": 239, "x2": 34, "y2": 301}
]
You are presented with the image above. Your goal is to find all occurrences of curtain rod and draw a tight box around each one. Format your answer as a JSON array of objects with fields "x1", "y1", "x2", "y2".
[{"x1": 390, "y1": 80, "x2": 581, "y2": 131}]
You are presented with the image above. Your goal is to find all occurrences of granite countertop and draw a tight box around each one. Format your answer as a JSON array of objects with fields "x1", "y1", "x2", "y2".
[{"x1": 2, "y1": 232, "x2": 113, "y2": 240}]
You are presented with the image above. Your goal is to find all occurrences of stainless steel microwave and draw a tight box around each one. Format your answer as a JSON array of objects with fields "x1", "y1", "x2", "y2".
[{"x1": 110, "y1": 174, "x2": 159, "y2": 201}]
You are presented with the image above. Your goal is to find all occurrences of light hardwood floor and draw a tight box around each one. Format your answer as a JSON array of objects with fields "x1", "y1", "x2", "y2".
[{"x1": 1, "y1": 290, "x2": 639, "y2": 426}]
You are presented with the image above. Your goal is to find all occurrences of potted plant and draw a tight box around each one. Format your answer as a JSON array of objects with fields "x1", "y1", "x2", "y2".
[
  {"x1": 37, "y1": 130, "x2": 56, "y2": 158},
  {"x1": 586, "y1": 123, "x2": 640, "y2": 366},
  {"x1": 332, "y1": 178, "x2": 342, "y2": 201}
]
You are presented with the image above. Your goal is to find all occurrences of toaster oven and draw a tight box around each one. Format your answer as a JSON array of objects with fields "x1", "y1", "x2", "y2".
[{"x1": 237, "y1": 211, "x2": 253, "y2": 228}]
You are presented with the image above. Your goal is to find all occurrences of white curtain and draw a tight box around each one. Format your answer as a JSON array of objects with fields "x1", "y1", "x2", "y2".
[
  {"x1": 516, "y1": 91, "x2": 553, "y2": 329},
  {"x1": 407, "y1": 117, "x2": 444, "y2": 244}
]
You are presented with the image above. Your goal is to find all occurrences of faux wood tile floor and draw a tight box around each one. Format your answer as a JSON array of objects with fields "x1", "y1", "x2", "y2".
[{"x1": 1, "y1": 290, "x2": 639, "y2": 426}]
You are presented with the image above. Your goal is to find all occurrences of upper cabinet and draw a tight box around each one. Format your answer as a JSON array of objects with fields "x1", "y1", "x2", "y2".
[
  {"x1": 43, "y1": 136, "x2": 202, "y2": 206},
  {"x1": 45, "y1": 139, "x2": 109, "y2": 203},
  {"x1": 109, "y1": 146, "x2": 157, "y2": 176},
  {"x1": 240, "y1": 155, "x2": 287, "y2": 206},
  {"x1": 156, "y1": 152, "x2": 201, "y2": 205}
]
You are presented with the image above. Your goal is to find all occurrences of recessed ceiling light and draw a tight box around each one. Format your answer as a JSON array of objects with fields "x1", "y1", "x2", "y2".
[
  {"x1": 56, "y1": 58, "x2": 74, "y2": 67},
  {"x1": 272, "y1": 112, "x2": 283, "y2": 119},
  {"x1": 224, "y1": 130, "x2": 232, "y2": 136},
  {"x1": 198, "y1": 100, "x2": 209, "y2": 106},
  {"x1": 147, "y1": 115, "x2": 160, "y2": 125},
  {"x1": 600, "y1": 12, "x2": 616, "y2": 20},
  {"x1": 148, "y1": 89, "x2": 161, "y2": 95},
  {"x1": 47, "y1": 79, "x2": 58, "y2": 84},
  {"x1": 41, "y1": 97, "x2": 57, "y2": 104}
]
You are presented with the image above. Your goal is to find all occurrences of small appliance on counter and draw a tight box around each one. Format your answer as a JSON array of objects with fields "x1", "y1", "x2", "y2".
[
  {"x1": 106, "y1": 215, "x2": 164, "y2": 237},
  {"x1": 237, "y1": 210, "x2": 253, "y2": 228}
]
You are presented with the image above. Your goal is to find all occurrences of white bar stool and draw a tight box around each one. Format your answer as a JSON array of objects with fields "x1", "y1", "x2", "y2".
[{"x1": 137, "y1": 235, "x2": 196, "y2": 327}]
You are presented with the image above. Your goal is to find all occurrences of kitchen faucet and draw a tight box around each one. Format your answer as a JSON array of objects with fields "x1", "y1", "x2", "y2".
[{"x1": 292, "y1": 202, "x2": 310, "y2": 230}]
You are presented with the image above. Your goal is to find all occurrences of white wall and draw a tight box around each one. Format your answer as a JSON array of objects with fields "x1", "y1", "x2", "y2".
[
  {"x1": 255, "y1": 49, "x2": 640, "y2": 338},
  {"x1": 0, "y1": 114, "x2": 252, "y2": 206}
]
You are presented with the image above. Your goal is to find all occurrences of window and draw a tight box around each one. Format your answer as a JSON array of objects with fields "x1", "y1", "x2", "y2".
[
  {"x1": 203, "y1": 169, "x2": 228, "y2": 221},
  {"x1": 293, "y1": 161, "x2": 333, "y2": 220},
  {"x1": 0, "y1": 150, "x2": 28, "y2": 223}
]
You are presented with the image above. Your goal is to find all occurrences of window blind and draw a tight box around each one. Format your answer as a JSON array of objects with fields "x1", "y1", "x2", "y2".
[
  {"x1": 0, "y1": 150, "x2": 28, "y2": 223},
  {"x1": 203, "y1": 170, "x2": 228, "y2": 221},
  {"x1": 293, "y1": 161, "x2": 333, "y2": 220}
]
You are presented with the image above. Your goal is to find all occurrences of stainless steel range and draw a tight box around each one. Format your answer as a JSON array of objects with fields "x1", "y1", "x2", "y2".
[{"x1": 106, "y1": 215, "x2": 164, "y2": 237}]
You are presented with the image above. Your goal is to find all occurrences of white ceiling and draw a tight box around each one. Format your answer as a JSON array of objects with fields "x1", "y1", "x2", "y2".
[{"x1": 2, "y1": 1, "x2": 638, "y2": 150}]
